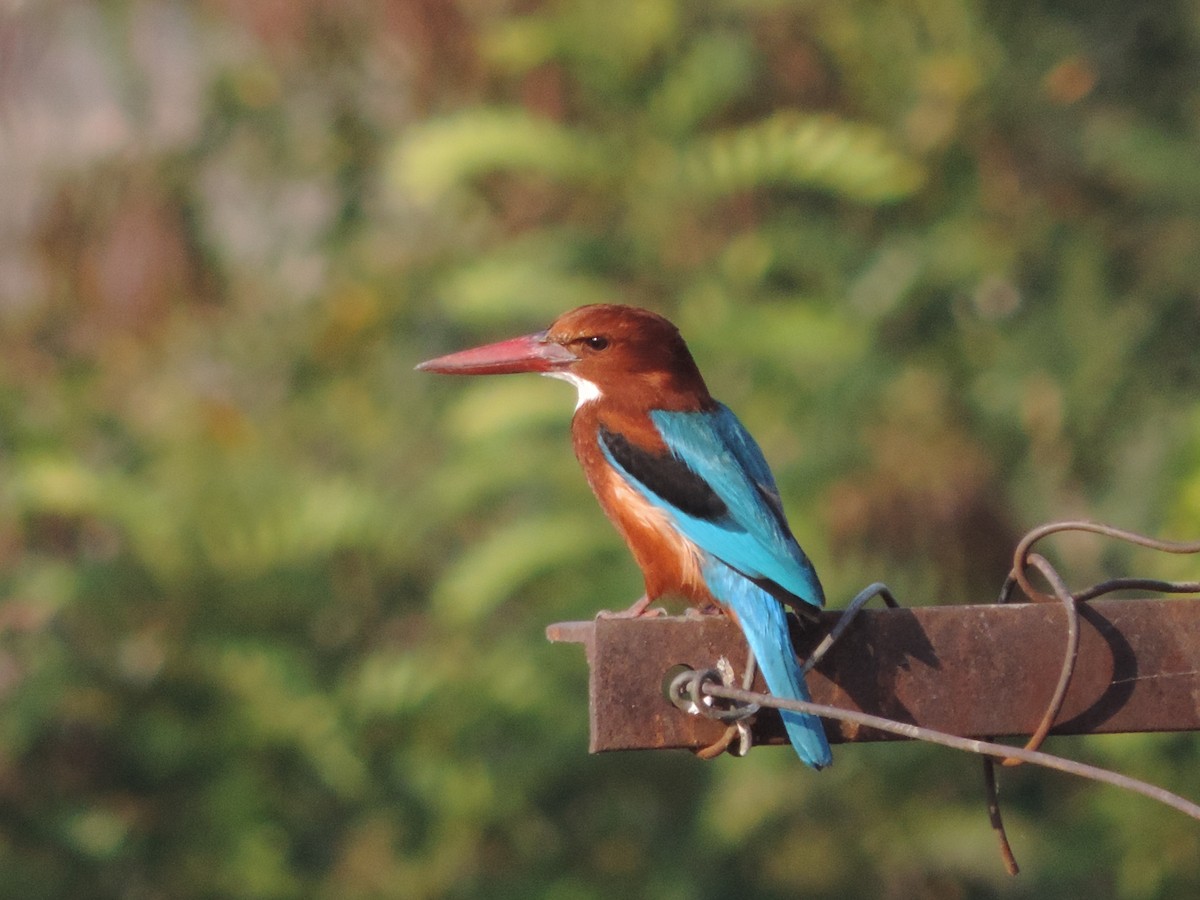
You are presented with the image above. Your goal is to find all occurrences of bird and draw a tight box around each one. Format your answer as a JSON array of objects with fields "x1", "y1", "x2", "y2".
[{"x1": 417, "y1": 304, "x2": 832, "y2": 769}]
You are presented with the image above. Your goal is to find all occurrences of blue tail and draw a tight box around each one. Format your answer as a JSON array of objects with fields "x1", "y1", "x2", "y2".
[{"x1": 706, "y1": 563, "x2": 832, "y2": 769}]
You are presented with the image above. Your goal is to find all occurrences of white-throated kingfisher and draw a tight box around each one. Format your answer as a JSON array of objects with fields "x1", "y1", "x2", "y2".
[{"x1": 417, "y1": 304, "x2": 832, "y2": 768}]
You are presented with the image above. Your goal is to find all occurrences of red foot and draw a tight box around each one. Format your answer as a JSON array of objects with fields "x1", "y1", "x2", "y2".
[{"x1": 597, "y1": 594, "x2": 667, "y2": 619}]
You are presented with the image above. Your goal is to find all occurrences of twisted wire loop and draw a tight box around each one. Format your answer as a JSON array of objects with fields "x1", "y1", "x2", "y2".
[
  {"x1": 982, "y1": 520, "x2": 1200, "y2": 873},
  {"x1": 668, "y1": 665, "x2": 760, "y2": 723},
  {"x1": 996, "y1": 553, "x2": 1081, "y2": 764},
  {"x1": 997, "y1": 521, "x2": 1200, "y2": 763},
  {"x1": 1008, "y1": 520, "x2": 1200, "y2": 606},
  {"x1": 669, "y1": 661, "x2": 761, "y2": 759}
]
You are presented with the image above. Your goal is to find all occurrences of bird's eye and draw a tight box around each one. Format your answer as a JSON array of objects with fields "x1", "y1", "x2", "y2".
[{"x1": 583, "y1": 336, "x2": 609, "y2": 351}]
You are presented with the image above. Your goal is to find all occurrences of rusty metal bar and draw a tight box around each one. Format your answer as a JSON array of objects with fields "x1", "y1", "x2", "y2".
[{"x1": 546, "y1": 599, "x2": 1200, "y2": 752}]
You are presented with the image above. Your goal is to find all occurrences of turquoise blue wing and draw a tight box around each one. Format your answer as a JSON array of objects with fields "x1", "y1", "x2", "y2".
[{"x1": 599, "y1": 403, "x2": 824, "y2": 611}]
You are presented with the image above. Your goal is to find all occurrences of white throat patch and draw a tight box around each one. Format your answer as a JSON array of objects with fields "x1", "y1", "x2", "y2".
[{"x1": 544, "y1": 371, "x2": 602, "y2": 410}]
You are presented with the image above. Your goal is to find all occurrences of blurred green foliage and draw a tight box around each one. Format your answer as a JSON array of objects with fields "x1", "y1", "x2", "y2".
[{"x1": 1, "y1": 0, "x2": 1199, "y2": 897}]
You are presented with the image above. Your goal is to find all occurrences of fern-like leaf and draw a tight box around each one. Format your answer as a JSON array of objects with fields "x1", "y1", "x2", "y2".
[
  {"x1": 669, "y1": 111, "x2": 925, "y2": 203},
  {"x1": 389, "y1": 108, "x2": 608, "y2": 203}
]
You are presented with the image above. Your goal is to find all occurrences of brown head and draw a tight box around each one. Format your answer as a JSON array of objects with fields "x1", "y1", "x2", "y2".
[{"x1": 416, "y1": 304, "x2": 713, "y2": 411}]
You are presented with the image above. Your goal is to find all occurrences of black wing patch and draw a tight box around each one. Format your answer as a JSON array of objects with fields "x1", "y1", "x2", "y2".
[
  {"x1": 752, "y1": 482, "x2": 791, "y2": 535},
  {"x1": 599, "y1": 426, "x2": 729, "y2": 522}
]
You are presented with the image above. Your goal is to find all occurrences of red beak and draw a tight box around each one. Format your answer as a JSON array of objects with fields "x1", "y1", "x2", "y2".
[{"x1": 416, "y1": 330, "x2": 578, "y2": 375}]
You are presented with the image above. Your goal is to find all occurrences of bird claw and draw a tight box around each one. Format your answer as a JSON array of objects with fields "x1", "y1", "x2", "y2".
[
  {"x1": 596, "y1": 594, "x2": 666, "y2": 619},
  {"x1": 734, "y1": 721, "x2": 754, "y2": 757}
]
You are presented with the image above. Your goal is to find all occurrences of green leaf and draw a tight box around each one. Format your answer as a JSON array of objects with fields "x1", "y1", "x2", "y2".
[
  {"x1": 668, "y1": 112, "x2": 925, "y2": 203},
  {"x1": 389, "y1": 109, "x2": 609, "y2": 203}
]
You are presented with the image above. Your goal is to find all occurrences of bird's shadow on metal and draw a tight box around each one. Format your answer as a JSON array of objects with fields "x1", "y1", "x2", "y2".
[{"x1": 791, "y1": 607, "x2": 942, "y2": 742}]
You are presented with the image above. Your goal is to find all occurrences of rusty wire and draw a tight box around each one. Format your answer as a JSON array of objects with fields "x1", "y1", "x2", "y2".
[
  {"x1": 670, "y1": 672, "x2": 1200, "y2": 823},
  {"x1": 802, "y1": 582, "x2": 900, "y2": 675},
  {"x1": 982, "y1": 753, "x2": 1019, "y2": 874},
  {"x1": 997, "y1": 552, "x2": 1081, "y2": 763},
  {"x1": 1007, "y1": 520, "x2": 1200, "y2": 606}
]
